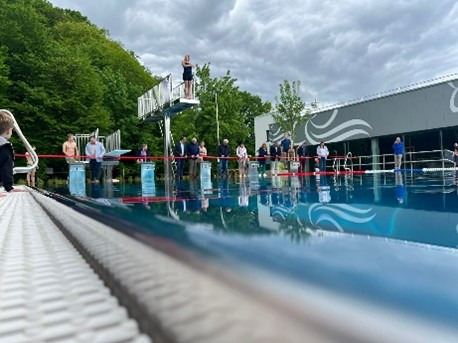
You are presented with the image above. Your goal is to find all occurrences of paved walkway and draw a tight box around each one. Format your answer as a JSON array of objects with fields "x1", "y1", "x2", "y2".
[{"x1": 0, "y1": 189, "x2": 149, "y2": 343}]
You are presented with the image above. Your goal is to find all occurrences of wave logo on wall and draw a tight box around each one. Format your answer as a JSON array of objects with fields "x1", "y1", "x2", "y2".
[
  {"x1": 268, "y1": 123, "x2": 283, "y2": 142},
  {"x1": 308, "y1": 203, "x2": 376, "y2": 232},
  {"x1": 448, "y1": 82, "x2": 458, "y2": 113},
  {"x1": 305, "y1": 109, "x2": 373, "y2": 145}
]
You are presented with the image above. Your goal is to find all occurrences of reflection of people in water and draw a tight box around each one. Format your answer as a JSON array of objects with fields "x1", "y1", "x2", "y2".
[
  {"x1": 90, "y1": 182, "x2": 102, "y2": 198},
  {"x1": 218, "y1": 178, "x2": 232, "y2": 212},
  {"x1": 395, "y1": 172, "x2": 406, "y2": 204},
  {"x1": 317, "y1": 176, "x2": 331, "y2": 204},
  {"x1": 299, "y1": 176, "x2": 307, "y2": 203},
  {"x1": 238, "y1": 182, "x2": 249, "y2": 207},
  {"x1": 260, "y1": 181, "x2": 269, "y2": 205},
  {"x1": 187, "y1": 180, "x2": 201, "y2": 214}
]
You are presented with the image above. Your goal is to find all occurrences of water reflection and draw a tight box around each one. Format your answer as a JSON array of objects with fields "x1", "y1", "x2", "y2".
[
  {"x1": 395, "y1": 172, "x2": 406, "y2": 204},
  {"x1": 57, "y1": 173, "x2": 458, "y2": 248}
]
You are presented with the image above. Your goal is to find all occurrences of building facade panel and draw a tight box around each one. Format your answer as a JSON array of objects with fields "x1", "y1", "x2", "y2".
[{"x1": 255, "y1": 79, "x2": 458, "y2": 148}]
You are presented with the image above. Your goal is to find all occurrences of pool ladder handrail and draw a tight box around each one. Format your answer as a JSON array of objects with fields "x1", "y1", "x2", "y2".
[
  {"x1": 1, "y1": 109, "x2": 39, "y2": 174},
  {"x1": 343, "y1": 152, "x2": 354, "y2": 172}
]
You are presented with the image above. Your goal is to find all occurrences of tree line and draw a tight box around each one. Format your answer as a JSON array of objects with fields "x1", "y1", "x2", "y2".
[{"x1": 0, "y1": 0, "x2": 279, "y2": 179}]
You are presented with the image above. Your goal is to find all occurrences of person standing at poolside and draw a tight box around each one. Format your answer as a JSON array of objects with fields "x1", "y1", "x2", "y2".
[
  {"x1": 136, "y1": 143, "x2": 150, "y2": 163},
  {"x1": 198, "y1": 140, "x2": 207, "y2": 162},
  {"x1": 182, "y1": 54, "x2": 194, "y2": 99},
  {"x1": 392, "y1": 137, "x2": 404, "y2": 170},
  {"x1": 25, "y1": 146, "x2": 37, "y2": 187},
  {"x1": 452, "y1": 143, "x2": 458, "y2": 168},
  {"x1": 85, "y1": 135, "x2": 105, "y2": 183},
  {"x1": 217, "y1": 139, "x2": 230, "y2": 178},
  {"x1": 236, "y1": 142, "x2": 249, "y2": 179},
  {"x1": 174, "y1": 137, "x2": 187, "y2": 180},
  {"x1": 296, "y1": 141, "x2": 309, "y2": 173},
  {"x1": 317, "y1": 141, "x2": 329, "y2": 172},
  {"x1": 0, "y1": 110, "x2": 15, "y2": 192},
  {"x1": 63, "y1": 133, "x2": 79, "y2": 163},
  {"x1": 257, "y1": 143, "x2": 268, "y2": 177},
  {"x1": 280, "y1": 133, "x2": 291, "y2": 161},
  {"x1": 269, "y1": 141, "x2": 281, "y2": 176},
  {"x1": 187, "y1": 137, "x2": 200, "y2": 179}
]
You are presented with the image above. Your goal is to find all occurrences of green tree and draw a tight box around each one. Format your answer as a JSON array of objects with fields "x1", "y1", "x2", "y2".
[
  {"x1": 0, "y1": 0, "x2": 158, "y2": 178},
  {"x1": 273, "y1": 80, "x2": 311, "y2": 144}
]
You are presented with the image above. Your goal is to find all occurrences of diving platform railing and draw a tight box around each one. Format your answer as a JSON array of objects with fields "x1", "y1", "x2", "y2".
[
  {"x1": 0, "y1": 109, "x2": 38, "y2": 174},
  {"x1": 138, "y1": 74, "x2": 199, "y2": 122}
]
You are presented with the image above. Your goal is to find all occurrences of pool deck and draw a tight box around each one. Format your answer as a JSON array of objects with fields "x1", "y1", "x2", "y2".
[{"x1": 2, "y1": 187, "x2": 458, "y2": 342}]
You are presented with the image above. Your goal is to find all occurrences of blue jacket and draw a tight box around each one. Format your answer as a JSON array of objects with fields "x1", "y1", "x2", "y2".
[
  {"x1": 258, "y1": 147, "x2": 268, "y2": 165},
  {"x1": 270, "y1": 145, "x2": 281, "y2": 161},
  {"x1": 187, "y1": 142, "x2": 200, "y2": 159},
  {"x1": 280, "y1": 138, "x2": 291, "y2": 152},
  {"x1": 392, "y1": 142, "x2": 404, "y2": 155}
]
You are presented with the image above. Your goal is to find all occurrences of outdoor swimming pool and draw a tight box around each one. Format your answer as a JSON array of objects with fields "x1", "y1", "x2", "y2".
[{"x1": 46, "y1": 172, "x2": 458, "y2": 335}]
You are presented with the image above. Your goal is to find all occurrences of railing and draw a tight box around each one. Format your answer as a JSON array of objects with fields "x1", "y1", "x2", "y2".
[
  {"x1": 343, "y1": 152, "x2": 354, "y2": 172},
  {"x1": 138, "y1": 74, "x2": 172, "y2": 120},
  {"x1": 329, "y1": 149, "x2": 455, "y2": 171},
  {"x1": 75, "y1": 129, "x2": 105, "y2": 158},
  {"x1": 171, "y1": 77, "x2": 196, "y2": 101},
  {"x1": 313, "y1": 73, "x2": 458, "y2": 113},
  {"x1": 1, "y1": 109, "x2": 39, "y2": 174},
  {"x1": 105, "y1": 129, "x2": 121, "y2": 153},
  {"x1": 138, "y1": 74, "x2": 197, "y2": 121}
]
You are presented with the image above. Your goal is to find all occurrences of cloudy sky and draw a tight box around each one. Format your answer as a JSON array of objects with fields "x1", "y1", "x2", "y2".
[{"x1": 48, "y1": 0, "x2": 458, "y2": 106}]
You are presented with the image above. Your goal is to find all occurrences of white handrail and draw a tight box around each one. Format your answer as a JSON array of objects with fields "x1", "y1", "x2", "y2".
[{"x1": 1, "y1": 109, "x2": 39, "y2": 174}]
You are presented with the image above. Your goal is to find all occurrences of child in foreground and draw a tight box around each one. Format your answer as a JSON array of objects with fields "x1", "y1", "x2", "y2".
[{"x1": 0, "y1": 110, "x2": 15, "y2": 192}]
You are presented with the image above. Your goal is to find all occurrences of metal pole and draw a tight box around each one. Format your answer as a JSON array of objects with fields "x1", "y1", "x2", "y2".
[
  {"x1": 440, "y1": 129, "x2": 444, "y2": 171},
  {"x1": 215, "y1": 93, "x2": 220, "y2": 145},
  {"x1": 164, "y1": 114, "x2": 171, "y2": 183}
]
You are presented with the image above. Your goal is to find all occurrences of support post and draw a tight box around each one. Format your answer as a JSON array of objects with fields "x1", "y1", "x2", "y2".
[
  {"x1": 164, "y1": 113, "x2": 172, "y2": 183},
  {"x1": 371, "y1": 137, "x2": 380, "y2": 171},
  {"x1": 440, "y1": 129, "x2": 445, "y2": 171}
]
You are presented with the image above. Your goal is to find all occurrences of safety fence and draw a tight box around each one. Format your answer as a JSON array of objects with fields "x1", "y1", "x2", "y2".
[{"x1": 14, "y1": 149, "x2": 456, "y2": 175}]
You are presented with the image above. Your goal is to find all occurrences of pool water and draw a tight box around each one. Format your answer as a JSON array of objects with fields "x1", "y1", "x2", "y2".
[{"x1": 46, "y1": 172, "x2": 458, "y2": 331}]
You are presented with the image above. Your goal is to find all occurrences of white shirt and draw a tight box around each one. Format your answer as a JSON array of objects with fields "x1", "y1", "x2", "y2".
[
  {"x1": 317, "y1": 146, "x2": 329, "y2": 158},
  {"x1": 236, "y1": 146, "x2": 247, "y2": 159}
]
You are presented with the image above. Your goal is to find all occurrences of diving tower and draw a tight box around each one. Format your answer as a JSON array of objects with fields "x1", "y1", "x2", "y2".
[{"x1": 138, "y1": 74, "x2": 200, "y2": 181}]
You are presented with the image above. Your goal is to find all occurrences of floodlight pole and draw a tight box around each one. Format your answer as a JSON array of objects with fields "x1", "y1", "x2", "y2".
[{"x1": 215, "y1": 93, "x2": 220, "y2": 145}]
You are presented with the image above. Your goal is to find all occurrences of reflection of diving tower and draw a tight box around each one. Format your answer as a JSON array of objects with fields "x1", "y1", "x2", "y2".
[{"x1": 138, "y1": 74, "x2": 199, "y2": 180}]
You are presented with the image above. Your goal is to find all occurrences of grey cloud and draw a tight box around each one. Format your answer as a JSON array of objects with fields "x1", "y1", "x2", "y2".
[{"x1": 49, "y1": 0, "x2": 458, "y2": 106}]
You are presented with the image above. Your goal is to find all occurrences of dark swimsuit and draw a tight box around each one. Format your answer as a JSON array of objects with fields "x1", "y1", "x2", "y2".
[{"x1": 183, "y1": 65, "x2": 192, "y2": 81}]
